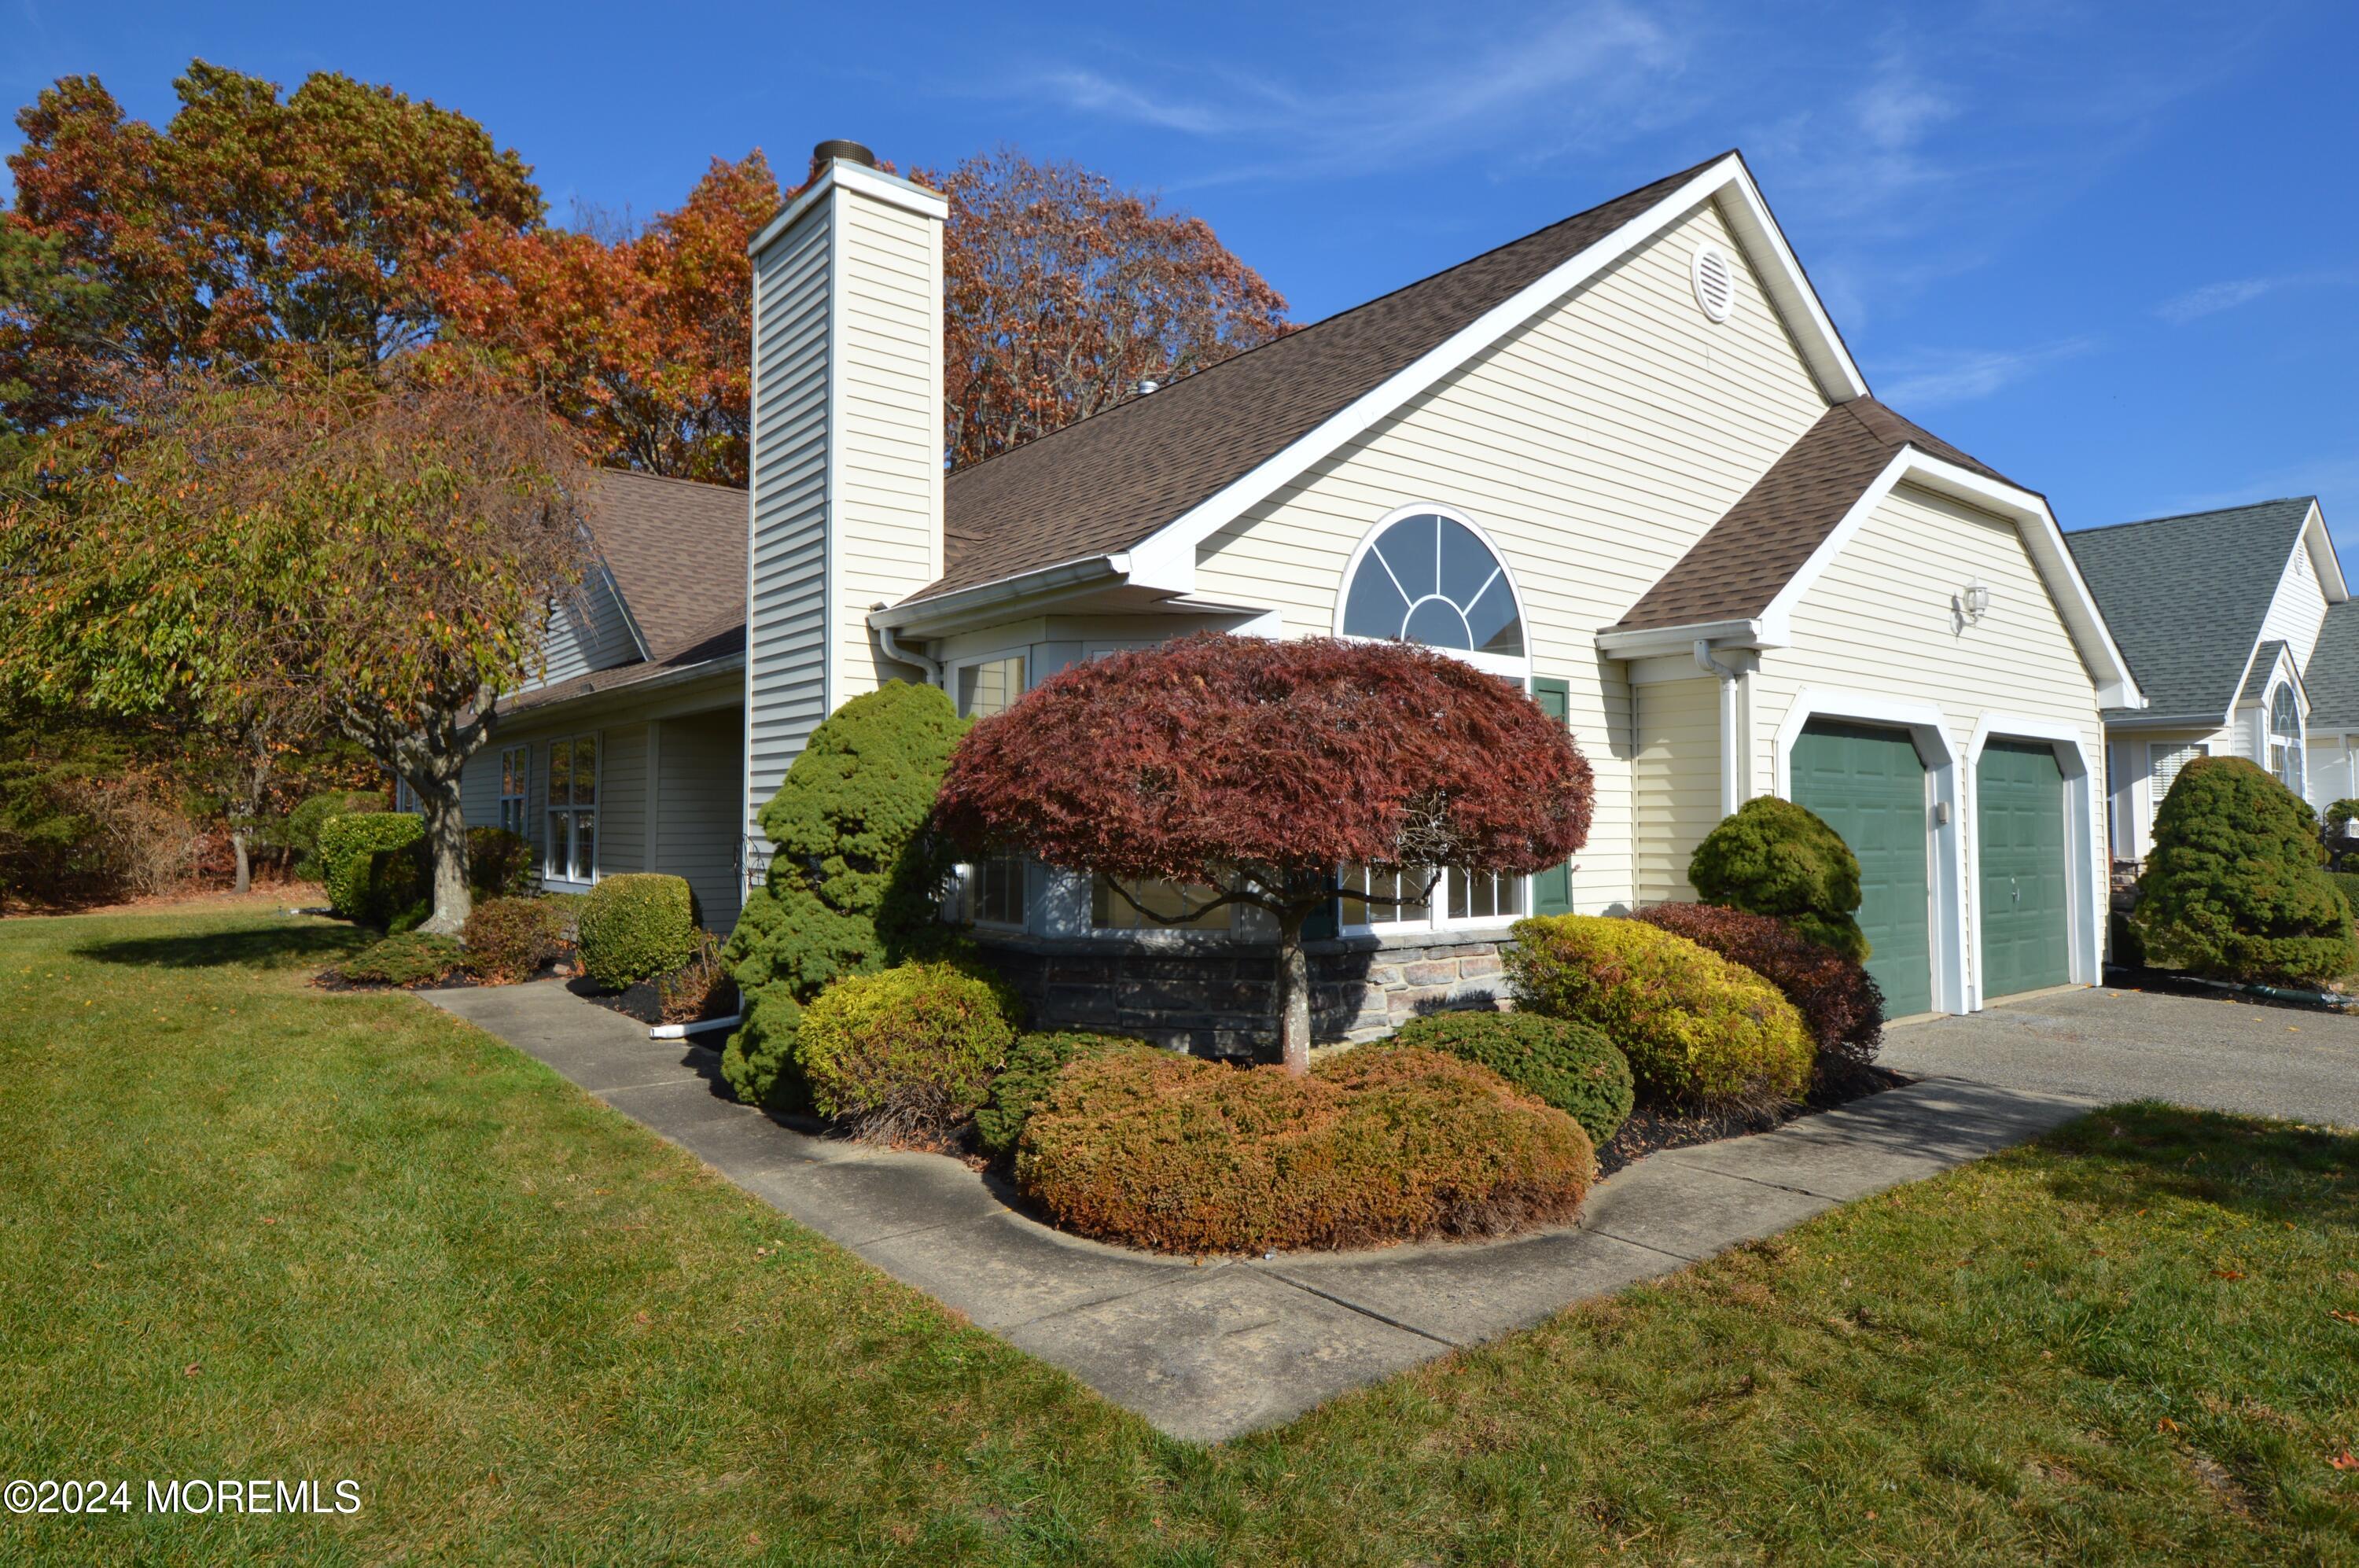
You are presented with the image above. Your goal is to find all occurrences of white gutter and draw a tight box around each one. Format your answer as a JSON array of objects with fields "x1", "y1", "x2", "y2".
[
  {"x1": 874, "y1": 616, "x2": 942, "y2": 686},
  {"x1": 1695, "y1": 639, "x2": 1749, "y2": 816},
  {"x1": 867, "y1": 554, "x2": 1128, "y2": 634}
]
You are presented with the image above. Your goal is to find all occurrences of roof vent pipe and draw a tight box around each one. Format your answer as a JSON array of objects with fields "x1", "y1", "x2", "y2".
[{"x1": 811, "y1": 138, "x2": 878, "y2": 171}]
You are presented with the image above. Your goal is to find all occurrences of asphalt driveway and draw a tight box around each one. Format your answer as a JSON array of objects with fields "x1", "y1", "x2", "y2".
[{"x1": 1882, "y1": 981, "x2": 2359, "y2": 1128}]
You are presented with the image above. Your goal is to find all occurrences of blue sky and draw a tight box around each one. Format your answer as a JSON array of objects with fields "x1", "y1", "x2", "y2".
[{"x1": 9, "y1": 1, "x2": 2356, "y2": 547}]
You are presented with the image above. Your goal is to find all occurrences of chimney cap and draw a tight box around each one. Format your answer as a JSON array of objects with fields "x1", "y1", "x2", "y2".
[{"x1": 811, "y1": 138, "x2": 878, "y2": 170}]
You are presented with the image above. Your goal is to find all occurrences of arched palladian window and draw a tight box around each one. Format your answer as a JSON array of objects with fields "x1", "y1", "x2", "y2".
[
  {"x1": 1332, "y1": 505, "x2": 1533, "y2": 931},
  {"x1": 1338, "y1": 508, "x2": 1525, "y2": 669},
  {"x1": 2269, "y1": 681, "x2": 2304, "y2": 797}
]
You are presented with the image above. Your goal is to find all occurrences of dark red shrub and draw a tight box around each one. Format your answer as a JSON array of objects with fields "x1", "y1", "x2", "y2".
[
  {"x1": 934, "y1": 632, "x2": 1595, "y2": 1069},
  {"x1": 1635, "y1": 901, "x2": 1882, "y2": 1088}
]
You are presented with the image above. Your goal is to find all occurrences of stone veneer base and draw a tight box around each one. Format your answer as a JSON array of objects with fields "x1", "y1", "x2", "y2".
[{"x1": 973, "y1": 930, "x2": 1514, "y2": 1058}]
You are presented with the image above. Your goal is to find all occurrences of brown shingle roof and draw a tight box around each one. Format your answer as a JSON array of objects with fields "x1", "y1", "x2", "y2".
[
  {"x1": 1612, "y1": 398, "x2": 2014, "y2": 632},
  {"x1": 585, "y1": 469, "x2": 746, "y2": 660},
  {"x1": 920, "y1": 151, "x2": 1737, "y2": 602}
]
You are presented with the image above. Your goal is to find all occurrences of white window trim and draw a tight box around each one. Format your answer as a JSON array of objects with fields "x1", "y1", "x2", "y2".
[
  {"x1": 948, "y1": 647, "x2": 1031, "y2": 720},
  {"x1": 1331, "y1": 502, "x2": 1534, "y2": 681},
  {"x1": 1340, "y1": 864, "x2": 1527, "y2": 938},
  {"x1": 542, "y1": 731, "x2": 604, "y2": 891}
]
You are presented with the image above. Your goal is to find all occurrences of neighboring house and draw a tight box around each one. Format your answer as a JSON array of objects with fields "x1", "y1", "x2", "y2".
[
  {"x1": 462, "y1": 142, "x2": 2144, "y2": 1040},
  {"x1": 2066, "y1": 497, "x2": 2356, "y2": 863}
]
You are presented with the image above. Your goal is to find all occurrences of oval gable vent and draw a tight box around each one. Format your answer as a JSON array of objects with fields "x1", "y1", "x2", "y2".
[{"x1": 1691, "y1": 242, "x2": 1735, "y2": 323}]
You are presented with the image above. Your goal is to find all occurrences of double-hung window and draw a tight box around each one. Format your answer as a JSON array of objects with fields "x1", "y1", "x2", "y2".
[
  {"x1": 957, "y1": 656, "x2": 1028, "y2": 926},
  {"x1": 545, "y1": 734, "x2": 598, "y2": 885},
  {"x1": 499, "y1": 746, "x2": 530, "y2": 837},
  {"x1": 1339, "y1": 864, "x2": 1523, "y2": 932}
]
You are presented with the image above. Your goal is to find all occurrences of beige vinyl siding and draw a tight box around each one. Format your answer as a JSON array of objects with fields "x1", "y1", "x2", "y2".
[
  {"x1": 1754, "y1": 484, "x2": 2102, "y2": 771},
  {"x1": 1751, "y1": 482, "x2": 2106, "y2": 953},
  {"x1": 745, "y1": 199, "x2": 833, "y2": 839},
  {"x1": 830, "y1": 192, "x2": 944, "y2": 704},
  {"x1": 653, "y1": 709, "x2": 745, "y2": 930},
  {"x1": 1632, "y1": 678, "x2": 1720, "y2": 905},
  {"x1": 1192, "y1": 199, "x2": 1831, "y2": 912}
]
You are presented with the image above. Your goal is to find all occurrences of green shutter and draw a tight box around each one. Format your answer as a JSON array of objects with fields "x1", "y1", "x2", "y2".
[{"x1": 1531, "y1": 675, "x2": 1573, "y2": 916}]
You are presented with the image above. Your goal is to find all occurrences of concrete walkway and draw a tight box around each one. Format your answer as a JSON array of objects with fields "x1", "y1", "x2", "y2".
[{"x1": 426, "y1": 981, "x2": 2096, "y2": 1443}]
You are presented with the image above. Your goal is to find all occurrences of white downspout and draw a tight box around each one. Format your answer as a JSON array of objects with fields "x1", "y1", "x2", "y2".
[
  {"x1": 1695, "y1": 639, "x2": 1746, "y2": 817},
  {"x1": 874, "y1": 616, "x2": 941, "y2": 687}
]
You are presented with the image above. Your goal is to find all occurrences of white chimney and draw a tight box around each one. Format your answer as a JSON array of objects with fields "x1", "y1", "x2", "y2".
[{"x1": 742, "y1": 139, "x2": 948, "y2": 863}]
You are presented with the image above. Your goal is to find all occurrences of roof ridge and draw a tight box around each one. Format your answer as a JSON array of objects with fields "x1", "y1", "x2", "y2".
[
  {"x1": 2069, "y1": 496, "x2": 2315, "y2": 536},
  {"x1": 595, "y1": 466, "x2": 748, "y2": 497},
  {"x1": 940, "y1": 149, "x2": 1737, "y2": 490}
]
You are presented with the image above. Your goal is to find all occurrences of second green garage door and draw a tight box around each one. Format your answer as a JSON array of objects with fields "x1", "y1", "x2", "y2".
[
  {"x1": 1791, "y1": 720, "x2": 1934, "y2": 1017},
  {"x1": 1976, "y1": 740, "x2": 2070, "y2": 998}
]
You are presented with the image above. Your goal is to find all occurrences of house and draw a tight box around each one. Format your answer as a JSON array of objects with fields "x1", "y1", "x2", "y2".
[
  {"x1": 462, "y1": 142, "x2": 2144, "y2": 1043},
  {"x1": 2066, "y1": 497, "x2": 2357, "y2": 863}
]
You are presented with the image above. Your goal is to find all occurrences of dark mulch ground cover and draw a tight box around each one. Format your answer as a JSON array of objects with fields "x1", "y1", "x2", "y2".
[
  {"x1": 572, "y1": 973, "x2": 741, "y2": 1028},
  {"x1": 1595, "y1": 1061, "x2": 1909, "y2": 1177}
]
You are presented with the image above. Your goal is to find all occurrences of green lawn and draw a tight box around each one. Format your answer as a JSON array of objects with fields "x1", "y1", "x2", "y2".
[{"x1": 5, "y1": 908, "x2": 2358, "y2": 1565}]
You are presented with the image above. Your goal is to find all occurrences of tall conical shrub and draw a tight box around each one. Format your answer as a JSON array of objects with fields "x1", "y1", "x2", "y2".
[
  {"x1": 720, "y1": 682, "x2": 970, "y2": 1107},
  {"x1": 2133, "y1": 755, "x2": 2356, "y2": 983}
]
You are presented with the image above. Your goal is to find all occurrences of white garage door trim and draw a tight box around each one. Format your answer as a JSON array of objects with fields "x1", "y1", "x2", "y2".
[
  {"x1": 1772, "y1": 688, "x2": 1967, "y2": 1017},
  {"x1": 1963, "y1": 714, "x2": 2101, "y2": 1010}
]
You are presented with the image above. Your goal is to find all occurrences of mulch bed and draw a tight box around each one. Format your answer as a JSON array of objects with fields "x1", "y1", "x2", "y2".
[
  {"x1": 1594, "y1": 1062, "x2": 1910, "y2": 1178},
  {"x1": 572, "y1": 974, "x2": 741, "y2": 1029}
]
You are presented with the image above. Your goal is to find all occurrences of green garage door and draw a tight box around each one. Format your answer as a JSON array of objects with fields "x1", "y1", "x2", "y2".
[
  {"x1": 1977, "y1": 740, "x2": 2070, "y2": 998},
  {"x1": 1791, "y1": 721, "x2": 1934, "y2": 1017}
]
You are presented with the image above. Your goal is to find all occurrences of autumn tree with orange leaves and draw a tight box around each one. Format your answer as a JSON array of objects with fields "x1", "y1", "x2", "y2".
[
  {"x1": 0, "y1": 61, "x2": 541, "y2": 437},
  {"x1": 424, "y1": 146, "x2": 1291, "y2": 484}
]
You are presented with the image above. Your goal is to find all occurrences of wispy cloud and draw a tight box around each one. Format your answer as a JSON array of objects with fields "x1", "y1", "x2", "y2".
[
  {"x1": 1878, "y1": 337, "x2": 2096, "y2": 410},
  {"x1": 2157, "y1": 270, "x2": 2354, "y2": 324},
  {"x1": 997, "y1": 2, "x2": 1690, "y2": 185}
]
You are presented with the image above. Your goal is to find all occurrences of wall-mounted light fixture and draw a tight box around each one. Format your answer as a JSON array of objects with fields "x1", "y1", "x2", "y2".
[{"x1": 1955, "y1": 580, "x2": 1992, "y2": 627}]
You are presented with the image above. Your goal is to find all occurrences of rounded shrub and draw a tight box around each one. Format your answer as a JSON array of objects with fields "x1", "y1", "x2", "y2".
[
  {"x1": 974, "y1": 1030, "x2": 1152, "y2": 1161},
  {"x1": 1687, "y1": 797, "x2": 1868, "y2": 962},
  {"x1": 793, "y1": 961, "x2": 1022, "y2": 1141},
  {"x1": 278, "y1": 790, "x2": 386, "y2": 879},
  {"x1": 1506, "y1": 914, "x2": 1814, "y2": 1109},
  {"x1": 576, "y1": 874, "x2": 701, "y2": 990},
  {"x1": 466, "y1": 826, "x2": 535, "y2": 900},
  {"x1": 336, "y1": 929, "x2": 462, "y2": 986},
  {"x1": 722, "y1": 682, "x2": 970, "y2": 1109},
  {"x1": 1636, "y1": 901, "x2": 1884, "y2": 1090},
  {"x1": 1016, "y1": 1043, "x2": 1595, "y2": 1256},
  {"x1": 2133, "y1": 755, "x2": 2357, "y2": 983},
  {"x1": 317, "y1": 812, "x2": 426, "y2": 927},
  {"x1": 462, "y1": 896, "x2": 564, "y2": 983},
  {"x1": 1389, "y1": 1010, "x2": 1633, "y2": 1147}
]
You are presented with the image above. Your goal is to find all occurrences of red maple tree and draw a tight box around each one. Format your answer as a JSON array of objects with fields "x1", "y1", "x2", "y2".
[
  {"x1": 933, "y1": 634, "x2": 1595, "y2": 1073},
  {"x1": 922, "y1": 150, "x2": 1294, "y2": 469}
]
